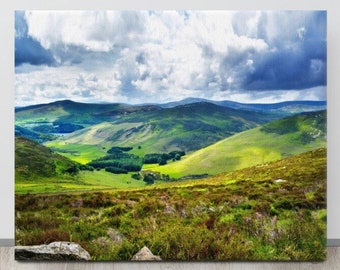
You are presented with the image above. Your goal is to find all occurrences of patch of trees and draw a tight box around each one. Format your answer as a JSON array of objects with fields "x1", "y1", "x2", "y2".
[
  {"x1": 139, "y1": 170, "x2": 171, "y2": 183},
  {"x1": 88, "y1": 159, "x2": 143, "y2": 172},
  {"x1": 143, "y1": 173, "x2": 156, "y2": 184},
  {"x1": 87, "y1": 146, "x2": 185, "y2": 175},
  {"x1": 87, "y1": 147, "x2": 143, "y2": 174},
  {"x1": 107, "y1": 146, "x2": 133, "y2": 154},
  {"x1": 77, "y1": 164, "x2": 94, "y2": 171},
  {"x1": 105, "y1": 167, "x2": 128, "y2": 174},
  {"x1": 143, "y1": 150, "x2": 185, "y2": 165}
]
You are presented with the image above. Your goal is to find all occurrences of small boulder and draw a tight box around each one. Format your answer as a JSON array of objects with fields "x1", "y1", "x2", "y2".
[
  {"x1": 15, "y1": 241, "x2": 91, "y2": 261},
  {"x1": 107, "y1": 228, "x2": 124, "y2": 243},
  {"x1": 274, "y1": 179, "x2": 286, "y2": 183},
  {"x1": 131, "y1": 246, "x2": 161, "y2": 261}
]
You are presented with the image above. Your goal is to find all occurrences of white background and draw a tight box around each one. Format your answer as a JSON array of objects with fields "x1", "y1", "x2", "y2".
[{"x1": 1, "y1": 0, "x2": 339, "y2": 242}]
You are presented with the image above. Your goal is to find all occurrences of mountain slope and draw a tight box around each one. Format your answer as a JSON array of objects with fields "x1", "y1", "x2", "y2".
[
  {"x1": 47, "y1": 102, "x2": 279, "y2": 158},
  {"x1": 15, "y1": 125, "x2": 58, "y2": 143},
  {"x1": 15, "y1": 136, "x2": 81, "y2": 182},
  {"x1": 160, "y1": 97, "x2": 326, "y2": 115},
  {"x1": 148, "y1": 110, "x2": 326, "y2": 178},
  {"x1": 15, "y1": 99, "x2": 161, "y2": 132}
]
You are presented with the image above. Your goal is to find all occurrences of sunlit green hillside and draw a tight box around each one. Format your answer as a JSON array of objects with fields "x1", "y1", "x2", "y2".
[{"x1": 148, "y1": 110, "x2": 326, "y2": 178}]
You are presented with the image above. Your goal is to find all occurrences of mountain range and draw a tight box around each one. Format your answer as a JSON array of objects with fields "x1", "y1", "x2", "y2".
[{"x1": 15, "y1": 98, "x2": 327, "y2": 181}]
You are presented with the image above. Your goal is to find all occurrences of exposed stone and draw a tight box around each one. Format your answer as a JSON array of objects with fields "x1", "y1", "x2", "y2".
[
  {"x1": 163, "y1": 204, "x2": 176, "y2": 214},
  {"x1": 92, "y1": 228, "x2": 124, "y2": 248},
  {"x1": 107, "y1": 228, "x2": 124, "y2": 243},
  {"x1": 131, "y1": 246, "x2": 161, "y2": 261},
  {"x1": 274, "y1": 179, "x2": 286, "y2": 183},
  {"x1": 92, "y1": 237, "x2": 111, "y2": 248},
  {"x1": 70, "y1": 198, "x2": 84, "y2": 207},
  {"x1": 15, "y1": 241, "x2": 91, "y2": 261},
  {"x1": 160, "y1": 195, "x2": 169, "y2": 201}
]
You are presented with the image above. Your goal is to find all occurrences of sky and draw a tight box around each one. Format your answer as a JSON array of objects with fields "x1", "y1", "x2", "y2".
[{"x1": 15, "y1": 10, "x2": 326, "y2": 106}]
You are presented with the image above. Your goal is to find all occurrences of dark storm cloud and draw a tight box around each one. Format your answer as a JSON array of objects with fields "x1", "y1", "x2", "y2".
[
  {"x1": 244, "y1": 47, "x2": 326, "y2": 90},
  {"x1": 15, "y1": 11, "x2": 55, "y2": 67},
  {"x1": 15, "y1": 36, "x2": 56, "y2": 67},
  {"x1": 235, "y1": 11, "x2": 326, "y2": 91}
]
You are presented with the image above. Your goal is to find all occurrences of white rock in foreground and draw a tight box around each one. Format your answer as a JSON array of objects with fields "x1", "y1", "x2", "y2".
[
  {"x1": 131, "y1": 246, "x2": 162, "y2": 261},
  {"x1": 15, "y1": 241, "x2": 91, "y2": 261}
]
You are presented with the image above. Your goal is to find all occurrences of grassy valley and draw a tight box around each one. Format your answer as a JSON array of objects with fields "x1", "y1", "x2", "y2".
[
  {"x1": 43, "y1": 102, "x2": 280, "y2": 160},
  {"x1": 14, "y1": 99, "x2": 327, "y2": 261},
  {"x1": 15, "y1": 137, "x2": 151, "y2": 194}
]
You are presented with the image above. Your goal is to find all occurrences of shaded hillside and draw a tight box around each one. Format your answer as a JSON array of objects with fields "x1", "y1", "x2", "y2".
[
  {"x1": 149, "y1": 110, "x2": 326, "y2": 178},
  {"x1": 260, "y1": 110, "x2": 326, "y2": 139},
  {"x1": 15, "y1": 99, "x2": 160, "y2": 132},
  {"x1": 15, "y1": 136, "x2": 81, "y2": 181},
  {"x1": 15, "y1": 125, "x2": 57, "y2": 143},
  {"x1": 49, "y1": 102, "x2": 279, "y2": 157},
  {"x1": 152, "y1": 97, "x2": 326, "y2": 115}
]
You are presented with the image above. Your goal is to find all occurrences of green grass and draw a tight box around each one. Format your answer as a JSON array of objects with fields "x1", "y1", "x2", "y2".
[
  {"x1": 15, "y1": 170, "x2": 148, "y2": 194},
  {"x1": 148, "y1": 111, "x2": 326, "y2": 178},
  {"x1": 15, "y1": 148, "x2": 327, "y2": 261},
  {"x1": 39, "y1": 102, "x2": 279, "y2": 158},
  {"x1": 45, "y1": 141, "x2": 107, "y2": 164},
  {"x1": 80, "y1": 170, "x2": 147, "y2": 189}
]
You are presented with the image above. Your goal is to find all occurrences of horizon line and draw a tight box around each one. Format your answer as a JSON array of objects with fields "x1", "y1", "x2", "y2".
[{"x1": 15, "y1": 97, "x2": 327, "y2": 108}]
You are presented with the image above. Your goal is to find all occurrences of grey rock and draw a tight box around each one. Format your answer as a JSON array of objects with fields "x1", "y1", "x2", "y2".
[
  {"x1": 15, "y1": 241, "x2": 91, "y2": 261},
  {"x1": 163, "y1": 204, "x2": 176, "y2": 214},
  {"x1": 107, "y1": 228, "x2": 124, "y2": 243},
  {"x1": 131, "y1": 246, "x2": 161, "y2": 261}
]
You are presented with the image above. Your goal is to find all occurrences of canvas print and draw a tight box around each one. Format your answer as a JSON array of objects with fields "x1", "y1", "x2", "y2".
[{"x1": 14, "y1": 10, "x2": 327, "y2": 261}]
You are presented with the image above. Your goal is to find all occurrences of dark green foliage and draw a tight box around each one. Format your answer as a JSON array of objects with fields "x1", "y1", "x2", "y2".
[
  {"x1": 131, "y1": 173, "x2": 142, "y2": 180},
  {"x1": 158, "y1": 159, "x2": 167, "y2": 165},
  {"x1": 32, "y1": 124, "x2": 58, "y2": 134},
  {"x1": 107, "y1": 146, "x2": 133, "y2": 154},
  {"x1": 88, "y1": 160, "x2": 142, "y2": 172},
  {"x1": 143, "y1": 151, "x2": 185, "y2": 164},
  {"x1": 274, "y1": 199, "x2": 294, "y2": 210},
  {"x1": 143, "y1": 153, "x2": 167, "y2": 164},
  {"x1": 143, "y1": 154, "x2": 159, "y2": 164},
  {"x1": 52, "y1": 122, "x2": 85, "y2": 133},
  {"x1": 15, "y1": 125, "x2": 57, "y2": 143},
  {"x1": 168, "y1": 150, "x2": 186, "y2": 159},
  {"x1": 28, "y1": 122, "x2": 84, "y2": 134},
  {"x1": 143, "y1": 174, "x2": 155, "y2": 184},
  {"x1": 78, "y1": 164, "x2": 94, "y2": 171},
  {"x1": 105, "y1": 167, "x2": 128, "y2": 174},
  {"x1": 88, "y1": 151, "x2": 143, "y2": 172}
]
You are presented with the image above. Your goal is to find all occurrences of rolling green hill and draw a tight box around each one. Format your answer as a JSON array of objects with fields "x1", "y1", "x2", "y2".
[
  {"x1": 15, "y1": 99, "x2": 160, "y2": 133},
  {"x1": 161, "y1": 97, "x2": 326, "y2": 115},
  {"x1": 15, "y1": 136, "x2": 81, "y2": 182},
  {"x1": 15, "y1": 136, "x2": 150, "y2": 194},
  {"x1": 147, "y1": 110, "x2": 326, "y2": 178},
  {"x1": 45, "y1": 102, "x2": 279, "y2": 162},
  {"x1": 15, "y1": 125, "x2": 58, "y2": 143}
]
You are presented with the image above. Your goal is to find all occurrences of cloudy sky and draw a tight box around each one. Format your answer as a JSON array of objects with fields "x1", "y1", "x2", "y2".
[{"x1": 15, "y1": 10, "x2": 326, "y2": 106}]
